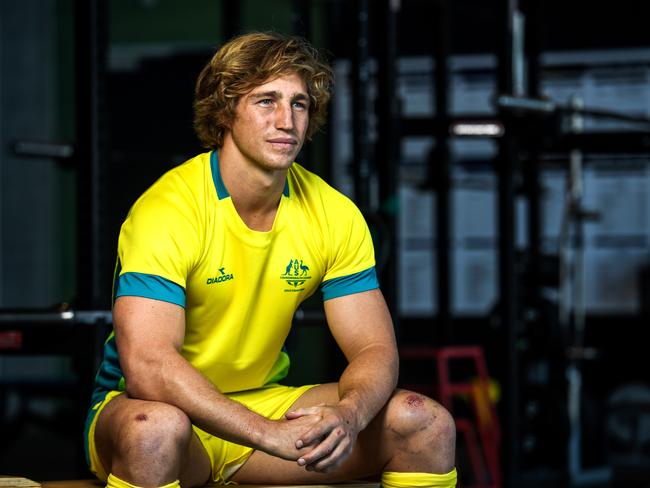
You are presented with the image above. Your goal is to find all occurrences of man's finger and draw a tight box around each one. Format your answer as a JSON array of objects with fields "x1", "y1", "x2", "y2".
[
  {"x1": 297, "y1": 426, "x2": 345, "y2": 466},
  {"x1": 310, "y1": 437, "x2": 350, "y2": 473},
  {"x1": 285, "y1": 406, "x2": 322, "y2": 419},
  {"x1": 297, "y1": 416, "x2": 339, "y2": 447},
  {"x1": 296, "y1": 424, "x2": 328, "y2": 449}
]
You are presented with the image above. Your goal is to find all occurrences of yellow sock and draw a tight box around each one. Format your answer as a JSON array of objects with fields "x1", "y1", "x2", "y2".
[
  {"x1": 382, "y1": 468, "x2": 457, "y2": 488},
  {"x1": 106, "y1": 473, "x2": 180, "y2": 488}
]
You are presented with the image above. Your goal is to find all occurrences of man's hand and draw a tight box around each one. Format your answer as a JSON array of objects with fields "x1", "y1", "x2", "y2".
[
  {"x1": 260, "y1": 414, "x2": 323, "y2": 461},
  {"x1": 285, "y1": 403, "x2": 360, "y2": 473}
]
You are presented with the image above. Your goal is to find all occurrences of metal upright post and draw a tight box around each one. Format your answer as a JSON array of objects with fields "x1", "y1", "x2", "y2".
[
  {"x1": 351, "y1": 0, "x2": 372, "y2": 210},
  {"x1": 322, "y1": 1, "x2": 349, "y2": 184},
  {"x1": 523, "y1": 0, "x2": 542, "y2": 323},
  {"x1": 375, "y1": 0, "x2": 400, "y2": 316},
  {"x1": 562, "y1": 98, "x2": 613, "y2": 488},
  {"x1": 432, "y1": 0, "x2": 452, "y2": 344},
  {"x1": 75, "y1": 0, "x2": 109, "y2": 310},
  {"x1": 497, "y1": 0, "x2": 521, "y2": 485}
]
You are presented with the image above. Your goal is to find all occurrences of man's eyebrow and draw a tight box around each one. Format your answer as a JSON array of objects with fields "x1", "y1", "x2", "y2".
[
  {"x1": 249, "y1": 90, "x2": 310, "y2": 101},
  {"x1": 250, "y1": 90, "x2": 281, "y2": 99}
]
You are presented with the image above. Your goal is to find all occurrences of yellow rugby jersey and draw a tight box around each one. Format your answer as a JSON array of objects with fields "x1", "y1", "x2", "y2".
[{"x1": 92, "y1": 150, "x2": 378, "y2": 398}]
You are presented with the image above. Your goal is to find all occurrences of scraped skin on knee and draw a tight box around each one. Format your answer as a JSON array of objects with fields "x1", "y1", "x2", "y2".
[
  {"x1": 405, "y1": 394, "x2": 425, "y2": 408},
  {"x1": 382, "y1": 390, "x2": 455, "y2": 473},
  {"x1": 95, "y1": 395, "x2": 211, "y2": 487}
]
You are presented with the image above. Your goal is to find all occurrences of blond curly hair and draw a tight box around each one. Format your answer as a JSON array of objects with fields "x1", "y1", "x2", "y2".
[{"x1": 194, "y1": 32, "x2": 333, "y2": 149}]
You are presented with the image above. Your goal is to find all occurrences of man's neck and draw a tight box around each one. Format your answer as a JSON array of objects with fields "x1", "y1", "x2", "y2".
[{"x1": 217, "y1": 149, "x2": 287, "y2": 232}]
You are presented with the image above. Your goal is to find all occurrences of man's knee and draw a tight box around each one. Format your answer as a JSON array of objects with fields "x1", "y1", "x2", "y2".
[
  {"x1": 113, "y1": 402, "x2": 194, "y2": 460},
  {"x1": 385, "y1": 390, "x2": 456, "y2": 447}
]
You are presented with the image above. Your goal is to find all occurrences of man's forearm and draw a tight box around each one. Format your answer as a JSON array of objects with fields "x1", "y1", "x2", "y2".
[
  {"x1": 113, "y1": 296, "x2": 314, "y2": 462},
  {"x1": 125, "y1": 350, "x2": 270, "y2": 450},
  {"x1": 336, "y1": 343, "x2": 399, "y2": 430}
]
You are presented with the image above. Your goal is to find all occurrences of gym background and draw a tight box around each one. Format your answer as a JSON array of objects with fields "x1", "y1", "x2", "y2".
[{"x1": 1, "y1": 1, "x2": 649, "y2": 487}]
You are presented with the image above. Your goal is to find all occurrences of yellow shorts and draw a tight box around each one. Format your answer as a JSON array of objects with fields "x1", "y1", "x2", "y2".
[{"x1": 84, "y1": 383, "x2": 317, "y2": 485}]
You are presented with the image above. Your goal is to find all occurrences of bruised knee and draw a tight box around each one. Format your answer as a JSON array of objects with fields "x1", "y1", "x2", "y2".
[
  {"x1": 385, "y1": 390, "x2": 456, "y2": 446},
  {"x1": 115, "y1": 402, "x2": 193, "y2": 459}
]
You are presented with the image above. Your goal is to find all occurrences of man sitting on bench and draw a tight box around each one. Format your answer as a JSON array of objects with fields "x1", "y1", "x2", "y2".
[{"x1": 83, "y1": 32, "x2": 457, "y2": 488}]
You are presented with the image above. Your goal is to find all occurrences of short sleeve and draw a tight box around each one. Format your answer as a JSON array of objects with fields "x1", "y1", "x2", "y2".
[
  {"x1": 319, "y1": 195, "x2": 379, "y2": 301},
  {"x1": 114, "y1": 171, "x2": 202, "y2": 307}
]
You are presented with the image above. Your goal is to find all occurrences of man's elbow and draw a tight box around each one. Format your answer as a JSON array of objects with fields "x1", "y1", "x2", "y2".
[
  {"x1": 389, "y1": 352, "x2": 399, "y2": 388},
  {"x1": 380, "y1": 342, "x2": 399, "y2": 366},
  {"x1": 124, "y1": 375, "x2": 151, "y2": 400},
  {"x1": 381, "y1": 345, "x2": 399, "y2": 387},
  {"x1": 122, "y1": 358, "x2": 167, "y2": 401}
]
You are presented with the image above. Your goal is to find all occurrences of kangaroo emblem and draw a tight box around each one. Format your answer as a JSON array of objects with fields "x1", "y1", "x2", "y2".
[{"x1": 280, "y1": 258, "x2": 312, "y2": 290}]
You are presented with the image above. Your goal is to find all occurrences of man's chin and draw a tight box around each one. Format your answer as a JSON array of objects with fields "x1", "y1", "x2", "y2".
[{"x1": 267, "y1": 155, "x2": 298, "y2": 169}]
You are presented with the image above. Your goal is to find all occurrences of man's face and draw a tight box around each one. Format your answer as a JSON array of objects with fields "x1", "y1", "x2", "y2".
[{"x1": 227, "y1": 72, "x2": 310, "y2": 172}]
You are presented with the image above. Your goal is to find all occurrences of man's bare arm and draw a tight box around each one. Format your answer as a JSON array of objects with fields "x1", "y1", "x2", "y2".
[
  {"x1": 113, "y1": 295, "x2": 319, "y2": 460},
  {"x1": 286, "y1": 288, "x2": 399, "y2": 472}
]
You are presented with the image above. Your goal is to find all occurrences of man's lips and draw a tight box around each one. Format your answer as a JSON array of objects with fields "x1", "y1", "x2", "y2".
[
  {"x1": 267, "y1": 138, "x2": 298, "y2": 151},
  {"x1": 267, "y1": 138, "x2": 297, "y2": 145}
]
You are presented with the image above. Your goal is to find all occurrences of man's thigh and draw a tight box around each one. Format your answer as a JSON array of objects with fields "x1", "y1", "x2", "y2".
[
  {"x1": 93, "y1": 393, "x2": 211, "y2": 487},
  {"x1": 230, "y1": 383, "x2": 391, "y2": 485}
]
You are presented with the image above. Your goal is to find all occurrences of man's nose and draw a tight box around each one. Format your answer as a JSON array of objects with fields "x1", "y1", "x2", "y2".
[{"x1": 275, "y1": 102, "x2": 294, "y2": 130}]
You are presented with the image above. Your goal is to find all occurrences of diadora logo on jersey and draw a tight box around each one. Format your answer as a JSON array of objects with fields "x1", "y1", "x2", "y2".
[
  {"x1": 281, "y1": 258, "x2": 311, "y2": 292},
  {"x1": 206, "y1": 267, "x2": 234, "y2": 285}
]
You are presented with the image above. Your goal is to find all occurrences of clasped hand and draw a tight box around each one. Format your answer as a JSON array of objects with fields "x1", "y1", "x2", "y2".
[{"x1": 271, "y1": 403, "x2": 359, "y2": 473}]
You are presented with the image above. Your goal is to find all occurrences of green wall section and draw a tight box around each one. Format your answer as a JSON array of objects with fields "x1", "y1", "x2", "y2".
[
  {"x1": 241, "y1": 0, "x2": 292, "y2": 34},
  {"x1": 110, "y1": 0, "x2": 222, "y2": 44},
  {"x1": 283, "y1": 324, "x2": 333, "y2": 386},
  {"x1": 109, "y1": 0, "x2": 328, "y2": 46}
]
